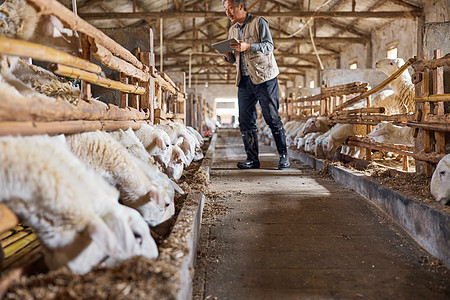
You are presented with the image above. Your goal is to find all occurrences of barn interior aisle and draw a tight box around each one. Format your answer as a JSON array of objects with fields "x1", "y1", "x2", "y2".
[{"x1": 193, "y1": 128, "x2": 449, "y2": 300}]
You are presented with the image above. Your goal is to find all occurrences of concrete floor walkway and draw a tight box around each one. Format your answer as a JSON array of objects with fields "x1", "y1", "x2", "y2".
[{"x1": 193, "y1": 129, "x2": 449, "y2": 300}]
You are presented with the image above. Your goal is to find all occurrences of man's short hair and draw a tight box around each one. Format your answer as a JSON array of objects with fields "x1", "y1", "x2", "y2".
[{"x1": 222, "y1": 0, "x2": 247, "y2": 11}]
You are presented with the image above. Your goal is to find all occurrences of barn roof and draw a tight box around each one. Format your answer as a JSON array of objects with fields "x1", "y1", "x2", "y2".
[{"x1": 59, "y1": 0, "x2": 424, "y2": 84}]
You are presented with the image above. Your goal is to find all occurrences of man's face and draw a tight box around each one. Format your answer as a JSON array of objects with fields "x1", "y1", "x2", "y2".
[{"x1": 224, "y1": 0, "x2": 244, "y2": 23}]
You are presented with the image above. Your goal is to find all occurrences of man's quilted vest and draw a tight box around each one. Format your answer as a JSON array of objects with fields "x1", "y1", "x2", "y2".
[{"x1": 228, "y1": 15, "x2": 279, "y2": 86}]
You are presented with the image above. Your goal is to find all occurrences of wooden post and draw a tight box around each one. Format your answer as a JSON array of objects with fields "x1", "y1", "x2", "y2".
[
  {"x1": 415, "y1": 51, "x2": 433, "y2": 176},
  {"x1": 131, "y1": 77, "x2": 139, "y2": 109},
  {"x1": 120, "y1": 73, "x2": 129, "y2": 108},
  {"x1": 140, "y1": 51, "x2": 154, "y2": 123},
  {"x1": 80, "y1": 33, "x2": 92, "y2": 100},
  {"x1": 433, "y1": 49, "x2": 445, "y2": 154}
]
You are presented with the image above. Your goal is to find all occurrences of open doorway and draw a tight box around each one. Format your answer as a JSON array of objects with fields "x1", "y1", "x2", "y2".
[{"x1": 215, "y1": 97, "x2": 238, "y2": 128}]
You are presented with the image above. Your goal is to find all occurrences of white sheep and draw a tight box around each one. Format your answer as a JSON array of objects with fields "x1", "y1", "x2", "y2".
[
  {"x1": 315, "y1": 131, "x2": 332, "y2": 157},
  {"x1": 286, "y1": 122, "x2": 305, "y2": 147},
  {"x1": 134, "y1": 124, "x2": 172, "y2": 167},
  {"x1": 303, "y1": 116, "x2": 331, "y2": 135},
  {"x1": 304, "y1": 132, "x2": 322, "y2": 153},
  {"x1": 164, "y1": 144, "x2": 189, "y2": 180},
  {"x1": 371, "y1": 90, "x2": 400, "y2": 115},
  {"x1": 12, "y1": 57, "x2": 81, "y2": 104},
  {"x1": 324, "y1": 123, "x2": 355, "y2": 152},
  {"x1": 0, "y1": 135, "x2": 157, "y2": 274},
  {"x1": 108, "y1": 128, "x2": 183, "y2": 226},
  {"x1": 367, "y1": 121, "x2": 415, "y2": 147},
  {"x1": 431, "y1": 154, "x2": 450, "y2": 205},
  {"x1": 297, "y1": 132, "x2": 313, "y2": 151},
  {"x1": 375, "y1": 58, "x2": 415, "y2": 113},
  {"x1": 65, "y1": 131, "x2": 154, "y2": 204},
  {"x1": 0, "y1": 0, "x2": 41, "y2": 40},
  {"x1": 293, "y1": 124, "x2": 307, "y2": 147},
  {"x1": 0, "y1": 55, "x2": 80, "y2": 104}
]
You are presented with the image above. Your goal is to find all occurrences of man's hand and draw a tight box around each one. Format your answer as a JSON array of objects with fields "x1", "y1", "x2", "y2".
[
  {"x1": 224, "y1": 52, "x2": 230, "y2": 61},
  {"x1": 230, "y1": 40, "x2": 251, "y2": 52}
]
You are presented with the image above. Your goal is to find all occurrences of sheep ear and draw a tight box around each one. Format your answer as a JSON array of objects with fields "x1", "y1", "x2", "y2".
[
  {"x1": 156, "y1": 137, "x2": 165, "y2": 150},
  {"x1": 327, "y1": 138, "x2": 335, "y2": 151},
  {"x1": 170, "y1": 179, "x2": 184, "y2": 194},
  {"x1": 88, "y1": 218, "x2": 121, "y2": 256},
  {"x1": 104, "y1": 211, "x2": 136, "y2": 254}
]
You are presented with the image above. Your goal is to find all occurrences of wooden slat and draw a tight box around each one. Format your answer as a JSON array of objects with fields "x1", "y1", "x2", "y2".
[
  {"x1": 90, "y1": 41, "x2": 150, "y2": 82},
  {"x1": 28, "y1": 0, "x2": 144, "y2": 70},
  {"x1": 0, "y1": 36, "x2": 101, "y2": 74},
  {"x1": 415, "y1": 94, "x2": 450, "y2": 102},
  {"x1": 0, "y1": 120, "x2": 148, "y2": 137},
  {"x1": 0, "y1": 93, "x2": 148, "y2": 122},
  {"x1": 49, "y1": 64, "x2": 146, "y2": 95}
]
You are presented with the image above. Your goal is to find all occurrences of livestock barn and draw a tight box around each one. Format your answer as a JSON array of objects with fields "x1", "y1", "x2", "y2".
[{"x1": 0, "y1": 0, "x2": 449, "y2": 299}]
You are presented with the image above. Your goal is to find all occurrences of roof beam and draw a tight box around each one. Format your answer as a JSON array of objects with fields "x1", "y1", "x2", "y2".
[
  {"x1": 165, "y1": 36, "x2": 368, "y2": 44},
  {"x1": 161, "y1": 53, "x2": 338, "y2": 59},
  {"x1": 163, "y1": 63, "x2": 317, "y2": 70},
  {"x1": 80, "y1": 10, "x2": 420, "y2": 20}
]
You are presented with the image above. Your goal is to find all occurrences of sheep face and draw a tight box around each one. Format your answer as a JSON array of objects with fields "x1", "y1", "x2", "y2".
[
  {"x1": 100, "y1": 205, "x2": 158, "y2": 266},
  {"x1": 367, "y1": 122, "x2": 390, "y2": 138},
  {"x1": 375, "y1": 58, "x2": 405, "y2": 76},
  {"x1": 431, "y1": 154, "x2": 450, "y2": 205},
  {"x1": 137, "y1": 200, "x2": 175, "y2": 227}
]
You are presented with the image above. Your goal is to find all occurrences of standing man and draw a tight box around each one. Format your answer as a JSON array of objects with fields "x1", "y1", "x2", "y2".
[{"x1": 222, "y1": 0, "x2": 290, "y2": 169}]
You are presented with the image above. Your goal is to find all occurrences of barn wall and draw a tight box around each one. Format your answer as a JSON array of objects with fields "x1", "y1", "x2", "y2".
[
  {"x1": 340, "y1": 44, "x2": 369, "y2": 69},
  {"x1": 423, "y1": 0, "x2": 450, "y2": 22},
  {"x1": 196, "y1": 84, "x2": 238, "y2": 107},
  {"x1": 371, "y1": 18, "x2": 418, "y2": 64}
]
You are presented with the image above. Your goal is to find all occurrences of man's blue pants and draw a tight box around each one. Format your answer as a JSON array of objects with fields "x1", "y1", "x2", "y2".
[{"x1": 238, "y1": 76, "x2": 284, "y2": 133}]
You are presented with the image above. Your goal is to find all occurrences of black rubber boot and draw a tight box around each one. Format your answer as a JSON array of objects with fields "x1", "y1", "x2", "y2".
[
  {"x1": 237, "y1": 130, "x2": 260, "y2": 169},
  {"x1": 272, "y1": 127, "x2": 290, "y2": 169}
]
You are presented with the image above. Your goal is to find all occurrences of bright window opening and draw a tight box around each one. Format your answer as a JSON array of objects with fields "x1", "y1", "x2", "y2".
[
  {"x1": 387, "y1": 47, "x2": 398, "y2": 59},
  {"x1": 349, "y1": 62, "x2": 358, "y2": 69},
  {"x1": 309, "y1": 80, "x2": 315, "y2": 88}
]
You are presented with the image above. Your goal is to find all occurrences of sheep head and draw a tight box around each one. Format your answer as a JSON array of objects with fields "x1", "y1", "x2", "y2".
[
  {"x1": 375, "y1": 58, "x2": 405, "y2": 76},
  {"x1": 431, "y1": 154, "x2": 450, "y2": 205}
]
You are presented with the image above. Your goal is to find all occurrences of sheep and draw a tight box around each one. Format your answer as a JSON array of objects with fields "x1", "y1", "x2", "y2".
[
  {"x1": 0, "y1": 0, "x2": 41, "y2": 40},
  {"x1": 297, "y1": 132, "x2": 314, "y2": 151},
  {"x1": 286, "y1": 122, "x2": 305, "y2": 147},
  {"x1": 323, "y1": 123, "x2": 355, "y2": 153},
  {"x1": 134, "y1": 124, "x2": 173, "y2": 168},
  {"x1": 303, "y1": 116, "x2": 331, "y2": 135},
  {"x1": 431, "y1": 154, "x2": 450, "y2": 205},
  {"x1": 0, "y1": 56, "x2": 54, "y2": 101},
  {"x1": 371, "y1": 90, "x2": 400, "y2": 115},
  {"x1": 66, "y1": 130, "x2": 175, "y2": 226},
  {"x1": 0, "y1": 55, "x2": 80, "y2": 104},
  {"x1": 293, "y1": 124, "x2": 307, "y2": 147},
  {"x1": 0, "y1": 135, "x2": 157, "y2": 274},
  {"x1": 304, "y1": 132, "x2": 322, "y2": 153},
  {"x1": 164, "y1": 144, "x2": 189, "y2": 180},
  {"x1": 375, "y1": 58, "x2": 415, "y2": 113},
  {"x1": 315, "y1": 130, "x2": 332, "y2": 157},
  {"x1": 108, "y1": 128, "x2": 183, "y2": 226},
  {"x1": 367, "y1": 121, "x2": 415, "y2": 147},
  {"x1": 12, "y1": 57, "x2": 81, "y2": 104}
]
